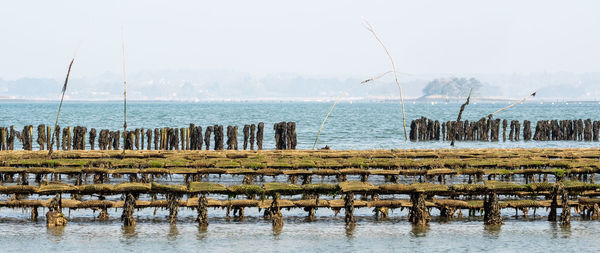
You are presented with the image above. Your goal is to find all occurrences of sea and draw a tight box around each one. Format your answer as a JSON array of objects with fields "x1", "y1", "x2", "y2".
[{"x1": 0, "y1": 101, "x2": 599, "y2": 252}]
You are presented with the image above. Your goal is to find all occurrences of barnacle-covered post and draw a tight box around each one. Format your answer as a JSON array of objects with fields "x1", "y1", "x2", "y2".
[
  {"x1": 146, "y1": 129, "x2": 152, "y2": 150},
  {"x1": 243, "y1": 125, "x2": 250, "y2": 150},
  {"x1": 46, "y1": 194, "x2": 67, "y2": 227},
  {"x1": 195, "y1": 125, "x2": 203, "y2": 150},
  {"x1": 204, "y1": 126, "x2": 212, "y2": 150},
  {"x1": 197, "y1": 194, "x2": 209, "y2": 227},
  {"x1": 167, "y1": 193, "x2": 180, "y2": 224},
  {"x1": 226, "y1": 126, "x2": 234, "y2": 150},
  {"x1": 233, "y1": 126, "x2": 238, "y2": 150},
  {"x1": 135, "y1": 128, "x2": 140, "y2": 150},
  {"x1": 483, "y1": 191, "x2": 502, "y2": 225},
  {"x1": 89, "y1": 128, "x2": 97, "y2": 150},
  {"x1": 502, "y1": 119, "x2": 507, "y2": 142},
  {"x1": 409, "y1": 192, "x2": 430, "y2": 226},
  {"x1": 121, "y1": 193, "x2": 136, "y2": 226},
  {"x1": 549, "y1": 184, "x2": 559, "y2": 221},
  {"x1": 270, "y1": 193, "x2": 283, "y2": 228},
  {"x1": 257, "y1": 122, "x2": 264, "y2": 150},
  {"x1": 250, "y1": 124, "x2": 256, "y2": 150},
  {"x1": 37, "y1": 124, "x2": 46, "y2": 150},
  {"x1": 560, "y1": 185, "x2": 570, "y2": 225},
  {"x1": 344, "y1": 193, "x2": 355, "y2": 224}
]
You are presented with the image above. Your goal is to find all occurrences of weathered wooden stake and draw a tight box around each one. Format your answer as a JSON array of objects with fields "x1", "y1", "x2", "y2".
[
  {"x1": 121, "y1": 193, "x2": 136, "y2": 226},
  {"x1": 483, "y1": 192, "x2": 503, "y2": 225},
  {"x1": 257, "y1": 122, "x2": 264, "y2": 150},
  {"x1": 197, "y1": 194, "x2": 209, "y2": 227},
  {"x1": 409, "y1": 192, "x2": 430, "y2": 226},
  {"x1": 344, "y1": 193, "x2": 355, "y2": 224}
]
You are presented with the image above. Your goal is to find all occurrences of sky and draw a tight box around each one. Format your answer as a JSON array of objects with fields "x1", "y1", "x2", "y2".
[{"x1": 0, "y1": 0, "x2": 599, "y2": 82}]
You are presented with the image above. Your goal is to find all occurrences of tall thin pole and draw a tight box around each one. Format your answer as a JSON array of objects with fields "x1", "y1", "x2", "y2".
[
  {"x1": 362, "y1": 18, "x2": 408, "y2": 140},
  {"x1": 451, "y1": 89, "x2": 472, "y2": 146},
  {"x1": 487, "y1": 92, "x2": 537, "y2": 119},
  {"x1": 48, "y1": 58, "x2": 75, "y2": 156},
  {"x1": 121, "y1": 26, "x2": 127, "y2": 153},
  {"x1": 312, "y1": 71, "x2": 392, "y2": 150}
]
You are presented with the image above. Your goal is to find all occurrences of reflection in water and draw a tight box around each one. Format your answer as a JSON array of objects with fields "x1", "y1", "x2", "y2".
[
  {"x1": 168, "y1": 224, "x2": 179, "y2": 240},
  {"x1": 483, "y1": 224, "x2": 502, "y2": 238},
  {"x1": 345, "y1": 223, "x2": 356, "y2": 238},
  {"x1": 197, "y1": 225, "x2": 208, "y2": 240},
  {"x1": 550, "y1": 222, "x2": 572, "y2": 239},
  {"x1": 46, "y1": 226, "x2": 65, "y2": 239},
  {"x1": 121, "y1": 225, "x2": 137, "y2": 240},
  {"x1": 410, "y1": 225, "x2": 429, "y2": 237},
  {"x1": 272, "y1": 224, "x2": 283, "y2": 237}
]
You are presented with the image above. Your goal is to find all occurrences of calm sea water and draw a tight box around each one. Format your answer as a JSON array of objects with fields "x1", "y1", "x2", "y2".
[
  {"x1": 1, "y1": 101, "x2": 599, "y2": 150},
  {"x1": 1, "y1": 101, "x2": 600, "y2": 252}
]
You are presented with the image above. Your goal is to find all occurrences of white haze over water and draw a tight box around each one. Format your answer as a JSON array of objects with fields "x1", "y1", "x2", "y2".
[{"x1": 0, "y1": 0, "x2": 599, "y2": 101}]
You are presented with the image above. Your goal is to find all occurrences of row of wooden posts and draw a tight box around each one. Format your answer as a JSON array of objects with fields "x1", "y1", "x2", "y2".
[
  {"x1": 41, "y1": 188, "x2": 574, "y2": 228},
  {"x1": 0, "y1": 122, "x2": 297, "y2": 151},
  {"x1": 410, "y1": 117, "x2": 600, "y2": 142}
]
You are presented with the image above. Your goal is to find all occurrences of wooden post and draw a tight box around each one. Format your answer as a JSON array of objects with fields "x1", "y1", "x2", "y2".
[
  {"x1": 274, "y1": 122, "x2": 287, "y2": 150},
  {"x1": 560, "y1": 186, "x2": 570, "y2": 225},
  {"x1": 204, "y1": 126, "x2": 212, "y2": 150},
  {"x1": 196, "y1": 126, "x2": 203, "y2": 150},
  {"x1": 135, "y1": 128, "x2": 140, "y2": 150},
  {"x1": 197, "y1": 194, "x2": 208, "y2": 226},
  {"x1": 37, "y1": 124, "x2": 46, "y2": 150},
  {"x1": 409, "y1": 120, "x2": 417, "y2": 141},
  {"x1": 502, "y1": 119, "x2": 507, "y2": 142},
  {"x1": 483, "y1": 192, "x2": 502, "y2": 225},
  {"x1": 214, "y1": 125, "x2": 224, "y2": 150},
  {"x1": 0, "y1": 127, "x2": 5, "y2": 150},
  {"x1": 121, "y1": 193, "x2": 136, "y2": 226},
  {"x1": 243, "y1": 125, "x2": 250, "y2": 150},
  {"x1": 174, "y1": 128, "x2": 180, "y2": 150},
  {"x1": 226, "y1": 126, "x2": 233, "y2": 150},
  {"x1": 46, "y1": 194, "x2": 67, "y2": 227},
  {"x1": 153, "y1": 128, "x2": 159, "y2": 150},
  {"x1": 409, "y1": 192, "x2": 430, "y2": 226},
  {"x1": 250, "y1": 124, "x2": 256, "y2": 150},
  {"x1": 8, "y1": 126, "x2": 16, "y2": 150},
  {"x1": 89, "y1": 128, "x2": 97, "y2": 150},
  {"x1": 160, "y1": 128, "x2": 166, "y2": 150},
  {"x1": 287, "y1": 122, "x2": 296, "y2": 149},
  {"x1": 140, "y1": 128, "x2": 144, "y2": 150},
  {"x1": 270, "y1": 193, "x2": 283, "y2": 228},
  {"x1": 233, "y1": 126, "x2": 238, "y2": 150},
  {"x1": 180, "y1": 128, "x2": 185, "y2": 150},
  {"x1": 549, "y1": 185, "x2": 558, "y2": 221},
  {"x1": 82, "y1": 127, "x2": 87, "y2": 150},
  {"x1": 257, "y1": 122, "x2": 264, "y2": 150},
  {"x1": 46, "y1": 126, "x2": 51, "y2": 150},
  {"x1": 66, "y1": 126, "x2": 72, "y2": 150},
  {"x1": 167, "y1": 193, "x2": 180, "y2": 224},
  {"x1": 186, "y1": 127, "x2": 190, "y2": 150},
  {"x1": 147, "y1": 129, "x2": 152, "y2": 150},
  {"x1": 344, "y1": 193, "x2": 355, "y2": 224}
]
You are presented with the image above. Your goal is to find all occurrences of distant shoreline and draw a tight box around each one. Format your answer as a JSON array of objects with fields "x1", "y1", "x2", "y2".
[
  {"x1": 0, "y1": 97, "x2": 598, "y2": 103},
  {"x1": 0, "y1": 99, "x2": 598, "y2": 104}
]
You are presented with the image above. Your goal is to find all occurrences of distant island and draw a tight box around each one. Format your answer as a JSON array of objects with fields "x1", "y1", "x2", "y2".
[{"x1": 418, "y1": 77, "x2": 482, "y2": 101}]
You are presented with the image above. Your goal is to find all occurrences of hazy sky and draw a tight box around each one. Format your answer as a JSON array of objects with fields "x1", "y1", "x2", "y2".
[{"x1": 0, "y1": 0, "x2": 598, "y2": 80}]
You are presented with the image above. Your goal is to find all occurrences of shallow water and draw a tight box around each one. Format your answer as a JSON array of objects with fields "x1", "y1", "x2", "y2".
[
  {"x1": 1, "y1": 101, "x2": 600, "y2": 252},
  {"x1": 2, "y1": 208, "x2": 600, "y2": 252}
]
